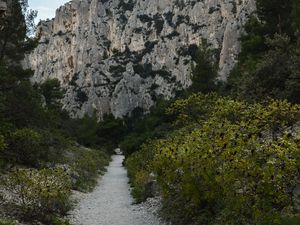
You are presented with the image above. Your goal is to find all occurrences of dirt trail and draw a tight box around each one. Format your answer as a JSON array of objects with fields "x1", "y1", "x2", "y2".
[{"x1": 70, "y1": 154, "x2": 164, "y2": 225}]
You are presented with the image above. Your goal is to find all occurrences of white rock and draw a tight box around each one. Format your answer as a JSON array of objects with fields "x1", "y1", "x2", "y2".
[{"x1": 25, "y1": 0, "x2": 256, "y2": 118}]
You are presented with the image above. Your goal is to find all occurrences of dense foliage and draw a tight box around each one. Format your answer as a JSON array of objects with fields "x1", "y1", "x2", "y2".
[
  {"x1": 1, "y1": 0, "x2": 299, "y2": 225},
  {"x1": 126, "y1": 94, "x2": 300, "y2": 225},
  {"x1": 0, "y1": 1, "x2": 110, "y2": 224},
  {"x1": 120, "y1": 100, "x2": 173, "y2": 156},
  {"x1": 0, "y1": 145, "x2": 109, "y2": 223},
  {"x1": 188, "y1": 39, "x2": 219, "y2": 94},
  {"x1": 72, "y1": 113, "x2": 125, "y2": 152},
  {"x1": 125, "y1": 1, "x2": 300, "y2": 224},
  {"x1": 0, "y1": 0, "x2": 110, "y2": 169},
  {"x1": 68, "y1": 147, "x2": 109, "y2": 192},
  {"x1": 2, "y1": 168, "x2": 72, "y2": 220},
  {"x1": 226, "y1": 0, "x2": 300, "y2": 103}
]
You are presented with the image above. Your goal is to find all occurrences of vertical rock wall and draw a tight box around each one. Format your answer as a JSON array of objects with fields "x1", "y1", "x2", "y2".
[{"x1": 26, "y1": 0, "x2": 256, "y2": 118}]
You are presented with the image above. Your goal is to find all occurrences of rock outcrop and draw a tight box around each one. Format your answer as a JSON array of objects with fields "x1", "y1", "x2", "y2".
[
  {"x1": 0, "y1": 1, "x2": 7, "y2": 14},
  {"x1": 26, "y1": 0, "x2": 256, "y2": 118}
]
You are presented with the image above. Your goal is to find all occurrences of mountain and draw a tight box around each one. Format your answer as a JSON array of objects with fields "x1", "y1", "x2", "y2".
[{"x1": 25, "y1": 0, "x2": 255, "y2": 118}]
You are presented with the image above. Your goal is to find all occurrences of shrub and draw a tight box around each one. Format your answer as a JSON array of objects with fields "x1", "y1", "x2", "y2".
[
  {"x1": 38, "y1": 129, "x2": 71, "y2": 164},
  {"x1": 1, "y1": 168, "x2": 72, "y2": 222},
  {"x1": 126, "y1": 94, "x2": 300, "y2": 225},
  {"x1": 8, "y1": 128, "x2": 43, "y2": 167},
  {"x1": 0, "y1": 218, "x2": 16, "y2": 225},
  {"x1": 67, "y1": 147, "x2": 109, "y2": 192},
  {"x1": 0, "y1": 135, "x2": 7, "y2": 169},
  {"x1": 154, "y1": 123, "x2": 299, "y2": 224},
  {"x1": 121, "y1": 132, "x2": 153, "y2": 156},
  {"x1": 49, "y1": 216, "x2": 71, "y2": 225},
  {"x1": 126, "y1": 142, "x2": 156, "y2": 202},
  {"x1": 0, "y1": 135, "x2": 6, "y2": 151},
  {"x1": 131, "y1": 170, "x2": 152, "y2": 202}
]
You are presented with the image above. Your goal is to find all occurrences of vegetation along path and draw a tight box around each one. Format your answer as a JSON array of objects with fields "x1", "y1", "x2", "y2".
[{"x1": 70, "y1": 154, "x2": 164, "y2": 225}]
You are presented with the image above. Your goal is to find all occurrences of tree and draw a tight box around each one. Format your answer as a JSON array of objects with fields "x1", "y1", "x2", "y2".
[
  {"x1": 188, "y1": 39, "x2": 218, "y2": 94},
  {"x1": 8, "y1": 128, "x2": 43, "y2": 166},
  {"x1": 256, "y1": 0, "x2": 293, "y2": 35},
  {"x1": 236, "y1": 0, "x2": 300, "y2": 63},
  {"x1": 252, "y1": 0, "x2": 300, "y2": 38},
  {"x1": 0, "y1": 0, "x2": 37, "y2": 62},
  {"x1": 229, "y1": 34, "x2": 300, "y2": 103},
  {"x1": 226, "y1": 0, "x2": 300, "y2": 103},
  {"x1": 284, "y1": 37, "x2": 300, "y2": 102},
  {"x1": 39, "y1": 78, "x2": 64, "y2": 110},
  {"x1": 0, "y1": 0, "x2": 39, "y2": 129},
  {"x1": 74, "y1": 113, "x2": 99, "y2": 147},
  {"x1": 3, "y1": 78, "x2": 45, "y2": 127},
  {"x1": 291, "y1": 1, "x2": 300, "y2": 33},
  {"x1": 96, "y1": 114, "x2": 125, "y2": 151}
]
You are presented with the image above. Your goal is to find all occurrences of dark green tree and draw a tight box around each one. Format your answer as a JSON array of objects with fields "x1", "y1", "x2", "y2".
[
  {"x1": 226, "y1": 0, "x2": 300, "y2": 103},
  {"x1": 74, "y1": 113, "x2": 99, "y2": 147},
  {"x1": 291, "y1": 1, "x2": 300, "y2": 33},
  {"x1": 256, "y1": 0, "x2": 293, "y2": 35},
  {"x1": 0, "y1": 0, "x2": 37, "y2": 62},
  {"x1": 95, "y1": 114, "x2": 125, "y2": 152},
  {"x1": 8, "y1": 128, "x2": 43, "y2": 166},
  {"x1": 39, "y1": 78, "x2": 64, "y2": 110},
  {"x1": 0, "y1": 0, "x2": 39, "y2": 129},
  {"x1": 188, "y1": 39, "x2": 218, "y2": 94}
]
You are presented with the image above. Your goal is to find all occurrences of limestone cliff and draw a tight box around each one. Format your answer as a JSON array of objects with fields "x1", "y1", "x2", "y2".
[{"x1": 26, "y1": 0, "x2": 255, "y2": 118}]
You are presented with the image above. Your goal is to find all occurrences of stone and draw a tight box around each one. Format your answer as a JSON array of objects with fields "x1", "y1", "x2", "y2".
[
  {"x1": 0, "y1": 1, "x2": 7, "y2": 14},
  {"x1": 25, "y1": 0, "x2": 256, "y2": 119}
]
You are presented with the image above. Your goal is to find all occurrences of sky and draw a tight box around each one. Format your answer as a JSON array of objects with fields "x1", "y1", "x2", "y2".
[{"x1": 28, "y1": 0, "x2": 70, "y2": 23}]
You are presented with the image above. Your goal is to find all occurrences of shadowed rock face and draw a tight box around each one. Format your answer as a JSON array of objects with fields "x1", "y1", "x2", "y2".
[
  {"x1": 25, "y1": 0, "x2": 255, "y2": 119},
  {"x1": 0, "y1": 1, "x2": 7, "y2": 14}
]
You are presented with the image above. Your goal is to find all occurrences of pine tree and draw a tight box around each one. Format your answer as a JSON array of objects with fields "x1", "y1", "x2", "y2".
[
  {"x1": 0, "y1": 0, "x2": 37, "y2": 62},
  {"x1": 256, "y1": 0, "x2": 293, "y2": 35},
  {"x1": 188, "y1": 39, "x2": 218, "y2": 94},
  {"x1": 226, "y1": 0, "x2": 300, "y2": 103}
]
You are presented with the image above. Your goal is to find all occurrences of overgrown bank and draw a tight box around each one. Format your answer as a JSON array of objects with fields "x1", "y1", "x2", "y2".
[
  {"x1": 126, "y1": 93, "x2": 300, "y2": 225},
  {"x1": 124, "y1": 0, "x2": 300, "y2": 224},
  {"x1": 0, "y1": 1, "x2": 110, "y2": 224},
  {"x1": 0, "y1": 143, "x2": 110, "y2": 225},
  {"x1": 1, "y1": 0, "x2": 300, "y2": 224}
]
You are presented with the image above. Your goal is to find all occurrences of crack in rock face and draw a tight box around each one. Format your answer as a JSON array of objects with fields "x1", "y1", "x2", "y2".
[{"x1": 25, "y1": 0, "x2": 256, "y2": 119}]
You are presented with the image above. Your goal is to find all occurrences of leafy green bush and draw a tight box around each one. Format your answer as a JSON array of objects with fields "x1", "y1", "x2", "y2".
[
  {"x1": 8, "y1": 128, "x2": 43, "y2": 167},
  {"x1": 126, "y1": 141, "x2": 156, "y2": 202},
  {"x1": 166, "y1": 92, "x2": 219, "y2": 126},
  {"x1": 49, "y1": 216, "x2": 71, "y2": 225},
  {"x1": 1, "y1": 168, "x2": 72, "y2": 222},
  {"x1": 0, "y1": 135, "x2": 6, "y2": 151},
  {"x1": 121, "y1": 132, "x2": 153, "y2": 157},
  {"x1": 0, "y1": 135, "x2": 7, "y2": 169},
  {"x1": 38, "y1": 129, "x2": 72, "y2": 165},
  {"x1": 126, "y1": 94, "x2": 300, "y2": 225},
  {"x1": 0, "y1": 218, "x2": 16, "y2": 225},
  {"x1": 66, "y1": 147, "x2": 109, "y2": 192}
]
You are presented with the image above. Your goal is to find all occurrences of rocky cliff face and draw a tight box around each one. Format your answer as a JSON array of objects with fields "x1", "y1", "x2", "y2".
[{"x1": 26, "y1": 0, "x2": 255, "y2": 118}]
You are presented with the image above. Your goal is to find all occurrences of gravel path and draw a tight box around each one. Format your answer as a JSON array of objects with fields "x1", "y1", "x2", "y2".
[{"x1": 69, "y1": 155, "x2": 165, "y2": 225}]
